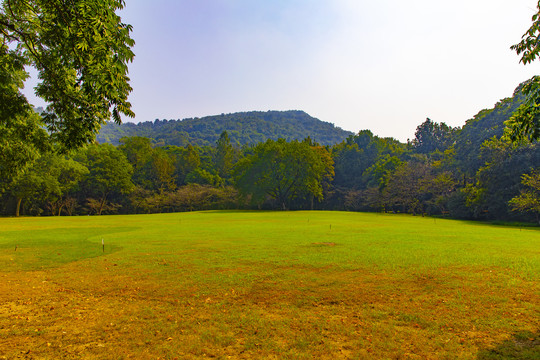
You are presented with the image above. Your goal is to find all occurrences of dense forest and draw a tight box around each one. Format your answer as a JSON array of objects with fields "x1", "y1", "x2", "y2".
[
  {"x1": 97, "y1": 110, "x2": 354, "y2": 147},
  {"x1": 1, "y1": 81, "x2": 540, "y2": 223}
]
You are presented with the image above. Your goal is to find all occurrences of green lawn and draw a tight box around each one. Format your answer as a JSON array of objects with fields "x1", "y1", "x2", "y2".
[{"x1": 1, "y1": 211, "x2": 539, "y2": 359}]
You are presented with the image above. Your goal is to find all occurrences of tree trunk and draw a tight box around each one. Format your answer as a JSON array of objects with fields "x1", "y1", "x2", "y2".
[
  {"x1": 98, "y1": 197, "x2": 106, "y2": 215},
  {"x1": 15, "y1": 197, "x2": 22, "y2": 217},
  {"x1": 98, "y1": 192, "x2": 109, "y2": 215}
]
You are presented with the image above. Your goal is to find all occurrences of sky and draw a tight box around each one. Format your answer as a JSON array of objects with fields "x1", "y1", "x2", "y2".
[{"x1": 24, "y1": 0, "x2": 540, "y2": 142}]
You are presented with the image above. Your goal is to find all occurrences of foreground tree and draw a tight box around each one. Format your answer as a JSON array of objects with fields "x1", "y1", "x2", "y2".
[
  {"x1": 507, "y1": 1, "x2": 540, "y2": 142},
  {"x1": 0, "y1": 110, "x2": 49, "y2": 193},
  {"x1": 0, "y1": 0, "x2": 135, "y2": 149},
  {"x1": 0, "y1": 48, "x2": 49, "y2": 186}
]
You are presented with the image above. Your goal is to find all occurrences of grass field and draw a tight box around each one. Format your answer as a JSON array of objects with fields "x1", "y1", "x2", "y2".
[{"x1": 1, "y1": 211, "x2": 539, "y2": 359}]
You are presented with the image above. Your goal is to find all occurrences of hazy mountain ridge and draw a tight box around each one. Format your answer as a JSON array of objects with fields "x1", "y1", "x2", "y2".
[{"x1": 97, "y1": 110, "x2": 354, "y2": 146}]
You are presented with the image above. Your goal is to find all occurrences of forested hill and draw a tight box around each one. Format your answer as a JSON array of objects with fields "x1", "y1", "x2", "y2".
[
  {"x1": 97, "y1": 110, "x2": 354, "y2": 146},
  {"x1": 453, "y1": 82, "x2": 527, "y2": 175}
]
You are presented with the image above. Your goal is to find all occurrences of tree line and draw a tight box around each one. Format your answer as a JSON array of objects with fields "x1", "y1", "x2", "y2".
[
  {"x1": 2, "y1": 0, "x2": 540, "y2": 222},
  {"x1": 2, "y1": 85, "x2": 540, "y2": 223}
]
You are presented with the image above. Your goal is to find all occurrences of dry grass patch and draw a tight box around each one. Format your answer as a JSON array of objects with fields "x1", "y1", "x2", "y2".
[{"x1": 1, "y1": 263, "x2": 538, "y2": 359}]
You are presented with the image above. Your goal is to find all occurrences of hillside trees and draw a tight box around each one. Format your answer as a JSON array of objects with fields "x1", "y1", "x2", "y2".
[
  {"x1": 453, "y1": 96, "x2": 522, "y2": 183},
  {"x1": 97, "y1": 111, "x2": 353, "y2": 147},
  {"x1": 463, "y1": 139, "x2": 540, "y2": 220},
  {"x1": 0, "y1": 0, "x2": 135, "y2": 149}
]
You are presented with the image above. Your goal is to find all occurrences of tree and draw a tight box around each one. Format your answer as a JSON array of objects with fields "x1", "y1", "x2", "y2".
[
  {"x1": 382, "y1": 160, "x2": 433, "y2": 214},
  {"x1": 119, "y1": 136, "x2": 154, "y2": 188},
  {"x1": 40, "y1": 154, "x2": 88, "y2": 215},
  {"x1": 507, "y1": 1, "x2": 540, "y2": 142},
  {"x1": 421, "y1": 172, "x2": 457, "y2": 214},
  {"x1": 1, "y1": 0, "x2": 135, "y2": 149},
  {"x1": 165, "y1": 144, "x2": 201, "y2": 186},
  {"x1": 144, "y1": 184, "x2": 238, "y2": 213},
  {"x1": 332, "y1": 130, "x2": 406, "y2": 190},
  {"x1": 76, "y1": 144, "x2": 133, "y2": 215},
  {"x1": 0, "y1": 110, "x2": 49, "y2": 192},
  {"x1": 119, "y1": 137, "x2": 153, "y2": 169},
  {"x1": 8, "y1": 153, "x2": 88, "y2": 216},
  {"x1": 0, "y1": 48, "x2": 50, "y2": 187},
  {"x1": 214, "y1": 131, "x2": 236, "y2": 180},
  {"x1": 148, "y1": 148, "x2": 176, "y2": 192},
  {"x1": 412, "y1": 118, "x2": 457, "y2": 155},
  {"x1": 509, "y1": 170, "x2": 540, "y2": 223},
  {"x1": 461, "y1": 137, "x2": 540, "y2": 220},
  {"x1": 185, "y1": 168, "x2": 223, "y2": 187},
  {"x1": 234, "y1": 139, "x2": 332, "y2": 210},
  {"x1": 363, "y1": 155, "x2": 402, "y2": 189},
  {"x1": 310, "y1": 143, "x2": 335, "y2": 209}
]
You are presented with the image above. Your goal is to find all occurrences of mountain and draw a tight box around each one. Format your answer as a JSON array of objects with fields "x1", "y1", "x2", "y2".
[{"x1": 97, "y1": 110, "x2": 354, "y2": 147}]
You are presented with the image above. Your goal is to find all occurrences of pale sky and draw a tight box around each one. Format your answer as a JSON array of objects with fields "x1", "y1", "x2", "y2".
[{"x1": 24, "y1": 0, "x2": 540, "y2": 142}]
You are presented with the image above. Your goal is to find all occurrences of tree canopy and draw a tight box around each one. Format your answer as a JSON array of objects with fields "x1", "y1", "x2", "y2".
[
  {"x1": 75, "y1": 143, "x2": 133, "y2": 215},
  {"x1": 234, "y1": 139, "x2": 333, "y2": 210},
  {"x1": 0, "y1": 0, "x2": 135, "y2": 149},
  {"x1": 509, "y1": 170, "x2": 540, "y2": 223},
  {"x1": 412, "y1": 118, "x2": 457, "y2": 155},
  {"x1": 507, "y1": 1, "x2": 540, "y2": 142}
]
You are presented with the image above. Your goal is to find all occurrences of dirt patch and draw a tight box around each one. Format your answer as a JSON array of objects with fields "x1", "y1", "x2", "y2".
[{"x1": 1, "y1": 262, "x2": 539, "y2": 359}]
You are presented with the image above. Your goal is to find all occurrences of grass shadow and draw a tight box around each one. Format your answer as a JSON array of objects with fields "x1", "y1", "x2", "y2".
[
  {"x1": 477, "y1": 330, "x2": 540, "y2": 359},
  {"x1": 0, "y1": 226, "x2": 135, "y2": 271}
]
